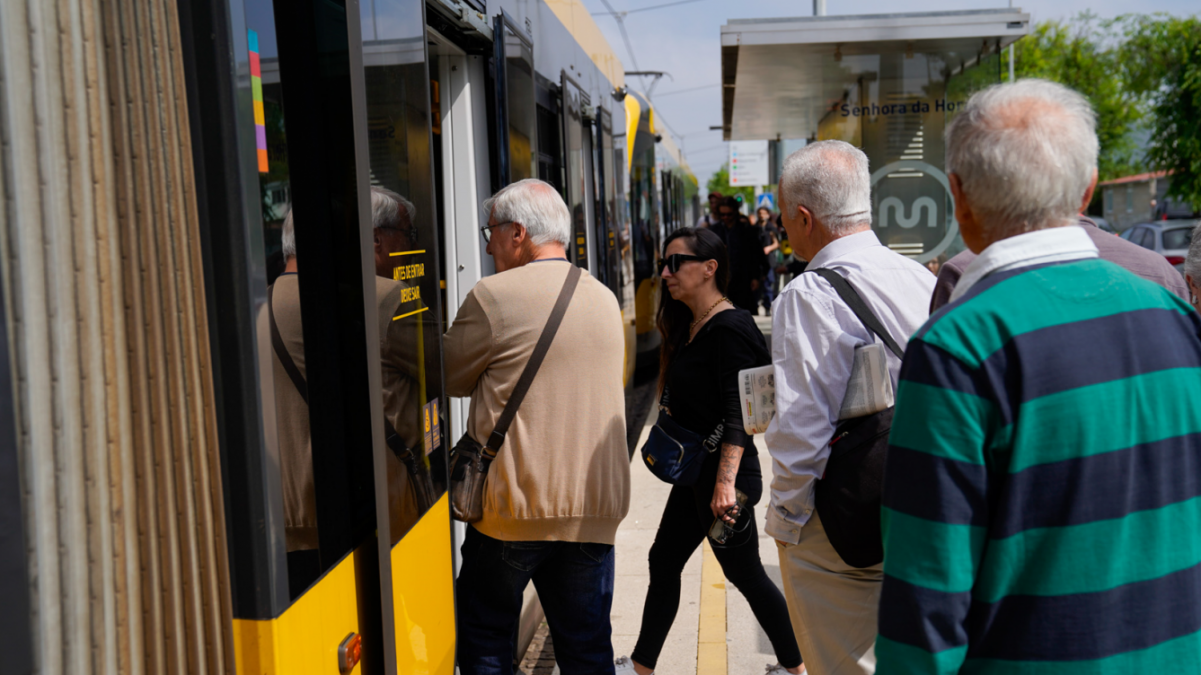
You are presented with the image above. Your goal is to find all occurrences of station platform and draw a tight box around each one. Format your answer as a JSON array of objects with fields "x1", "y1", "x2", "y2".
[{"x1": 521, "y1": 311, "x2": 790, "y2": 675}]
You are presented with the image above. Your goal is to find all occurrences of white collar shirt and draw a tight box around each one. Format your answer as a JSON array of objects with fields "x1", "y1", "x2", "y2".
[
  {"x1": 765, "y1": 230, "x2": 935, "y2": 543},
  {"x1": 949, "y1": 225, "x2": 1099, "y2": 303}
]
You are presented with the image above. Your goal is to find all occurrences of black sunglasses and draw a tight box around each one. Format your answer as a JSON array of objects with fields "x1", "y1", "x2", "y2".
[{"x1": 658, "y1": 253, "x2": 708, "y2": 275}]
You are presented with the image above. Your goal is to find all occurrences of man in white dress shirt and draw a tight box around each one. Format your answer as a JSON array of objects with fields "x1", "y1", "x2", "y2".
[{"x1": 766, "y1": 141, "x2": 934, "y2": 675}]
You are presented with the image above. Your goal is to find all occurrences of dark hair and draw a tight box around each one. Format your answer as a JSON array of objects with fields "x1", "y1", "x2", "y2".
[{"x1": 656, "y1": 227, "x2": 730, "y2": 393}]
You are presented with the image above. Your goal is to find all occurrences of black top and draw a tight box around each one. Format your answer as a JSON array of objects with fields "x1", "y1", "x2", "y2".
[{"x1": 663, "y1": 309, "x2": 770, "y2": 454}]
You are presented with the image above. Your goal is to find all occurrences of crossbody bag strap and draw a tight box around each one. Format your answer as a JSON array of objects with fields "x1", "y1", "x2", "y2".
[
  {"x1": 268, "y1": 283, "x2": 310, "y2": 405},
  {"x1": 808, "y1": 268, "x2": 904, "y2": 359},
  {"x1": 485, "y1": 264, "x2": 583, "y2": 456},
  {"x1": 270, "y1": 282, "x2": 415, "y2": 458}
]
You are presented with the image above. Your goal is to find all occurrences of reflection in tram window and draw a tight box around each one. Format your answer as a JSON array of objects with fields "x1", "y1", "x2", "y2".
[{"x1": 360, "y1": 0, "x2": 449, "y2": 547}]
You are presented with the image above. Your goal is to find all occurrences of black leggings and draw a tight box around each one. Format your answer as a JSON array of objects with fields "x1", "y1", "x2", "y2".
[{"x1": 630, "y1": 454, "x2": 802, "y2": 669}]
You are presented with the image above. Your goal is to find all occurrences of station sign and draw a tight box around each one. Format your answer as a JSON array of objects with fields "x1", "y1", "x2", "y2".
[
  {"x1": 870, "y1": 161, "x2": 958, "y2": 263},
  {"x1": 729, "y1": 140, "x2": 769, "y2": 187}
]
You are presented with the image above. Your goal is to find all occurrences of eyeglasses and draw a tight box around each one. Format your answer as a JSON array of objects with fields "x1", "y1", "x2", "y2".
[
  {"x1": 480, "y1": 221, "x2": 514, "y2": 243},
  {"x1": 657, "y1": 253, "x2": 708, "y2": 275},
  {"x1": 719, "y1": 211, "x2": 737, "y2": 219}
]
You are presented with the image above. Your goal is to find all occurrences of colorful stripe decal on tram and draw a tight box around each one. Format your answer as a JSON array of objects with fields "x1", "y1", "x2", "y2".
[{"x1": 249, "y1": 30, "x2": 268, "y2": 173}]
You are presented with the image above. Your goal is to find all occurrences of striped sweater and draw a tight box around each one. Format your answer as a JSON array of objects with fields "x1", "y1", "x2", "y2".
[{"x1": 878, "y1": 258, "x2": 1201, "y2": 674}]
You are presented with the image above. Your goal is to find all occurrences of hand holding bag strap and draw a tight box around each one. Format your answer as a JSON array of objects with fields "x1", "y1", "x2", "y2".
[
  {"x1": 484, "y1": 264, "x2": 583, "y2": 456},
  {"x1": 808, "y1": 268, "x2": 904, "y2": 359}
]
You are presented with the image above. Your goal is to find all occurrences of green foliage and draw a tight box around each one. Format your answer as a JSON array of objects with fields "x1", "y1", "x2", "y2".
[
  {"x1": 1012, "y1": 14, "x2": 1145, "y2": 182},
  {"x1": 1117, "y1": 14, "x2": 1201, "y2": 210},
  {"x1": 705, "y1": 162, "x2": 756, "y2": 209}
]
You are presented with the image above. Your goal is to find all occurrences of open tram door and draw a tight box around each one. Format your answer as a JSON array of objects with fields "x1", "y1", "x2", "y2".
[
  {"x1": 192, "y1": 0, "x2": 456, "y2": 673},
  {"x1": 561, "y1": 73, "x2": 598, "y2": 270}
]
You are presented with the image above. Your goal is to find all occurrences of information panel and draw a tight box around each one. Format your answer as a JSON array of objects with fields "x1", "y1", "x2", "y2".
[{"x1": 729, "y1": 140, "x2": 769, "y2": 187}]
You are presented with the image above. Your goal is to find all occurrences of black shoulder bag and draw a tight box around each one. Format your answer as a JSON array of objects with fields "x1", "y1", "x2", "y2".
[
  {"x1": 447, "y1": 265, "x2": 582, "y2": 523},
  {"x1": 268, "y1": 282, "x2": 437, "y2": 513},
  {"x1": 807, "y1": 268, "x2": 904, "y2": 569}
]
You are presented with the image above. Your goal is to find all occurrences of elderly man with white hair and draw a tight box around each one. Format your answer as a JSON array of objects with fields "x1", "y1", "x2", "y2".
[
  {"x1": 877, "y1": 79, "x2": 1201, "y2": 673},
  {"x1": 766, "y1": 140, "x2": 935, "y2": 675},
  {"x1": 444, "y1": 178, "x2": 630, "y2": 675}
]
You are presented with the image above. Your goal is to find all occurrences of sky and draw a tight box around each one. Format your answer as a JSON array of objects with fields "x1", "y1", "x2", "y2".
[{"x1": 576, "y1": 0, "x2": 1200, "y2": 187}]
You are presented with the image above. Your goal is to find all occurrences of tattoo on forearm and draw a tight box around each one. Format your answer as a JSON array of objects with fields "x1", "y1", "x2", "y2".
[{"x1": 718, "y1": 443, "x2": 744, "y2": 485}]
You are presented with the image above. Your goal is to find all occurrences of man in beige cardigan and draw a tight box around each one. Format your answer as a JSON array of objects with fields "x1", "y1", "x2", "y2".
[{"x1": 445, "y1": 179, "x2": 630, "y2": 675}]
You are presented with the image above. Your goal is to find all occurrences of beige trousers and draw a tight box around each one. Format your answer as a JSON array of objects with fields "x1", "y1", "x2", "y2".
[{"x1": 776, "y1": 513, "x2": 883, "y2": 675}]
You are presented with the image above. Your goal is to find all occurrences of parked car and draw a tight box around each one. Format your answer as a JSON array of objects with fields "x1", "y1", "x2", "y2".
[{"x1": 1120, "y1": 220, "x2": 1200, "y2": 272}]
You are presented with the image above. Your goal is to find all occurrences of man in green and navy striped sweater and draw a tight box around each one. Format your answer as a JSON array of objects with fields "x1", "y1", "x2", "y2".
[{"x1": 878, "y1": 79, "x2": 1201, "y2": 674}]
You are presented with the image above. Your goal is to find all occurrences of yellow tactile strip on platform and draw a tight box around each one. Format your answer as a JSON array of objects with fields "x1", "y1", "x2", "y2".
[{"x1": 697, "y1": 540, "x2": 727, "y2": 675}]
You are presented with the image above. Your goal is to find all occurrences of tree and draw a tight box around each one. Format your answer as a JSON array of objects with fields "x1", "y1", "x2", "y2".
[
  {"x1": 1012, "y1": 14, "x2": 1146, "y2": 182},
  {"x1": 706, "y1": 162, "x2": 758, "y2": 212},
  {"x1": 1118, "y1": 14, "x2": 1201, "y2": 210}
]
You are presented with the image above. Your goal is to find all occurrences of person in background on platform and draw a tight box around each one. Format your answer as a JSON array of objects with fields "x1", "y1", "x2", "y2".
[
  {"x1": 877, "y1": 79, "x2": 1201, "y2": 674},
  {"x1": 697, "y1": 191, "x2": 723, "y2": 228},
  {"x1": 717, "y1": 197, "x2": 770, "y2": 313},
  {"x1": 758, "y1": 206, "x2": 781, "y2": 314},
  {"x1": 1185, "y1": 224, "x2": 1201, "y2": 312},
  {"x1": 766, "y1": 141, "x2": 934, "y2": 675},
  {"x1": 615, "y1": 227, "x2": 803, "y2": 675},
  {"x1": 923, "y1": 253, "x2": 944, "y2": 277},
  {"x1": 445, "y1": 178, "x2": 631, "y2": 675}
]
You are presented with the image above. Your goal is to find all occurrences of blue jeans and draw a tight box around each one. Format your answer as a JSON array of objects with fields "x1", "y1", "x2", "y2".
[{"x1": 456, "y1": 526, "x2": 616, "y2": 675}]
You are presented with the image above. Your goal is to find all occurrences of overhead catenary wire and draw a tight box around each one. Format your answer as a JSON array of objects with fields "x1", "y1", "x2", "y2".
[
  {"x1": 653, "y1": 83, "x2": 720, "y2": 98},
  {"x1": 592, "y1": 0, "x2": 711, "y2": 17},
  {"x1": 596, "y1": 0, "x2": 640, "y2": 71}
]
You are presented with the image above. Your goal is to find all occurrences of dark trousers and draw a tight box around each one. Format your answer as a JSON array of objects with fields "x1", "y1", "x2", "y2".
[
  {"x1": 630, "y1": 455, "x2": 802, "y2": 670},
  {"x1": 456, "y1": 526, "x2": 616, "y2": 675}
]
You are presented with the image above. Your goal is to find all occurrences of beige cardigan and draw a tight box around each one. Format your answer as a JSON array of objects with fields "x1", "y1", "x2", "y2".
[{"x1": 444, "y1": 261, "x2": 631, "y2": 544}]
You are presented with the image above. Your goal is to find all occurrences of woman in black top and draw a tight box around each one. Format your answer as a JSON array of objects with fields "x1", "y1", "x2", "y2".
[{"x1": 616, "y1": 228, "x2": 803, "y2": 675}]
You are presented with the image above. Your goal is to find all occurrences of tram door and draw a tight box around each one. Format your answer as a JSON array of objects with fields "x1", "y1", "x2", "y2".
[
  {"x1": 561, "y1": 74, "x2": 597, "y2": 270},
  {"x1": 219, "y1": 0, "x2": 455, "y2": 673}
]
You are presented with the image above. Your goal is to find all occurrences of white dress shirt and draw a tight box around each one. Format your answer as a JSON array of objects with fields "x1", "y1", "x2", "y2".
[
  {"x1": 765, "y1": 230, "x2": 935, "y2": 544},
  {"x1": 949, "y1": 225, "x2": 1098, "y2": 303}
]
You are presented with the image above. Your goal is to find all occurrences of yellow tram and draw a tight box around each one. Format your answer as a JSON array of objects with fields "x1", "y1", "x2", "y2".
[{"x1": 0, "y1": 0, "x2": 696, "y2": 673}]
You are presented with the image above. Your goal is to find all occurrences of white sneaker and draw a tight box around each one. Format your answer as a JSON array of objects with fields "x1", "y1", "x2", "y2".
[
  {"x1": 615, "y1": 656, "x2": 649, "y2": 675},
  {"x1": 765, "y1": 664, "x2": 805, "y2": 675}
]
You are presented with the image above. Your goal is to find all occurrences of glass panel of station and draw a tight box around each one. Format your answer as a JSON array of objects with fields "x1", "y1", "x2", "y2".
[
  {"x1": 816, "y1": 43, "x2": 1003, "y2": 263},
  {"x1": 561, "y1": 74, "x2": 593, "y2": 269},
  {"x1": 359, "y1": 0, "x2": 448, "y2": 548}
]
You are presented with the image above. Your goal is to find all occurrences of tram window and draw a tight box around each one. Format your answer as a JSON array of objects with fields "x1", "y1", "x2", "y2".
[
  {"x1": 596, "y1": 107, "x2": 621, "y2": 294},
  {"x1": 562, "y1": 75, "x2": 591, "y2": 269},
  {"x1": 235, "y1": 4, "x2": 330, "y2": 599},
  {"x1": 502, "y1": 25, "x2": 537, "y2": 183},
  {"x1": 360, "y1": 0, "x2": 449, "y2": 548}
]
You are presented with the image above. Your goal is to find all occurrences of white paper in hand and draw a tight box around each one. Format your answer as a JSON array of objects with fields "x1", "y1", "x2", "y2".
[
  {"x1": 738, "y1": 365, "x2": 776, "y2": 435},
  {"x1": 839, "y1": 343, "x2": 894, "y2": 420}
]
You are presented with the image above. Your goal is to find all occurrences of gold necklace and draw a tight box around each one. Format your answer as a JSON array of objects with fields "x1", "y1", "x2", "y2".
[{"x1": 690, "y1": 296, "x2": 730, "y2": 332}]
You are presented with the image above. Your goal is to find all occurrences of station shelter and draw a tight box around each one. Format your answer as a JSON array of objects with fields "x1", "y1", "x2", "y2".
[{"x1": 721, "y1": 9, "x2": 1029, "y2": 263}]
